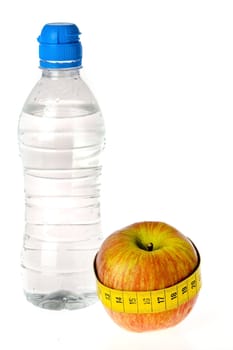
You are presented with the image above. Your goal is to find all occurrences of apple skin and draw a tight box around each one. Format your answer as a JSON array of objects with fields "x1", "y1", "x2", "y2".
[
  {"x1": 95, "y1": 221, "x2": 200, "y2": 332},
  {"x1": 104, "y1": 296, "x2": 198, "y2": 332}
]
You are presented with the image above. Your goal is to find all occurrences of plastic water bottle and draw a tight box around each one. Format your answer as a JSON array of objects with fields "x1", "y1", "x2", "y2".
[{"x1": 18, "y1": 23, "x2": 105, "y2": 310}]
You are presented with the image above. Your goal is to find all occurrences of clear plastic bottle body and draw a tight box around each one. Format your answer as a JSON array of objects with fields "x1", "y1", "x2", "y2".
[{"x1": 18, "y1": 68, "x2": 105, "y2": 310}]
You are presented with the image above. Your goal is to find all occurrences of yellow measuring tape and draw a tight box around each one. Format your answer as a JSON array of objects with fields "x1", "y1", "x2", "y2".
[{"x1": 96, "y1": 260, "x2": 201, "y2": 314}]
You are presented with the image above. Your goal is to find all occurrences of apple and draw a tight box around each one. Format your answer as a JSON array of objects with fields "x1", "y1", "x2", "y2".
[{"x1": 94, "y1": 221, "x2": 200, "y2": 332}]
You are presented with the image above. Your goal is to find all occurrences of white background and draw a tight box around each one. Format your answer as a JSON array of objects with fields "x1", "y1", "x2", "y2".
[{"x1": 0, "y1": 0, "x2": 232, "y2": 349}]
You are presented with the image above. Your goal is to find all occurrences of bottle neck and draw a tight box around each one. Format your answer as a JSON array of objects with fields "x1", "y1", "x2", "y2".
[{"x1": 41, "y1": 67, "x2": 81, "y2": 78}]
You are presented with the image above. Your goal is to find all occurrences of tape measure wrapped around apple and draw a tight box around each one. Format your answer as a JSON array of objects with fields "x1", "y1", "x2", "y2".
[{"x1": 94, "y1": 221, "x2": 201, "y2": 332}]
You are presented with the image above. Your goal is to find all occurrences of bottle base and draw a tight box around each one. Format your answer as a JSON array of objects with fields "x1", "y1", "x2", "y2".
[{"x1": 24, "y1": 290, "x2": 98, "y2": 310}]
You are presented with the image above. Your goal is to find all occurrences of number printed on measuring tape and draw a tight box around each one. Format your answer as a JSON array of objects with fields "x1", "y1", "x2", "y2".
[{"x1": 96, "y1": 260, "x2": 201, "y2": 314}]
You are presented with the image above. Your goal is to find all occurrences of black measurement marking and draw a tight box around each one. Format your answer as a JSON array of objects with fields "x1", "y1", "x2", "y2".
[
  {"x1": 105, "y1": 292, "x2": 111, "y2": 301},
  {"x1": 143, "y1": 297, "x2": 151, "y2": 305},
  {"x1": 191, "y1": 280, "x2": 196, "y2": 289},
  {"x1": 115, "y1": 296, "x2": 123, "y2": 304},
  {"x1": 157, "y1": 296, "x2": 165, "y2": 304},
  {"x1": 170, "y1": 292, "x2": 177, "y2": 300},
  {"x1": 182, "y1": 286, "x2": 188, "y2": 294},
  {"x1": 129, "y1": 297, "x2": 137, "y2": 305}
]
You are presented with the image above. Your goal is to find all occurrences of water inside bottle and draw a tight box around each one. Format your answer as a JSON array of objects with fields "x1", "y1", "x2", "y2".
[{"x1": 18, "y1": 109, "x2": 105, "y2": 310}]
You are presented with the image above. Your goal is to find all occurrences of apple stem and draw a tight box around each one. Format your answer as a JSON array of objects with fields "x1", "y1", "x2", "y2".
[{"x1": 147, "y1": 242, "x2": 154, "y2": 251}]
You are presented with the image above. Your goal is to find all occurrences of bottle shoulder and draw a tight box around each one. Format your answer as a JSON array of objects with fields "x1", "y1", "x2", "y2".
[{"x1": 22, "y1": 73, "x2": 101, "y2": 118}]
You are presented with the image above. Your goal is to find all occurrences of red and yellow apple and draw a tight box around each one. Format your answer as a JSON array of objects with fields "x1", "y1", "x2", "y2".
[{"x1": 94, "y1": 221, "x2": 201, "y2": 332}]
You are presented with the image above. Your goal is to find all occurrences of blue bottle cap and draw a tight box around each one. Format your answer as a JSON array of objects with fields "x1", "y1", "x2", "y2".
[{"x1": 38, "y1": 23, "x2": 82, "y2": 69}]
